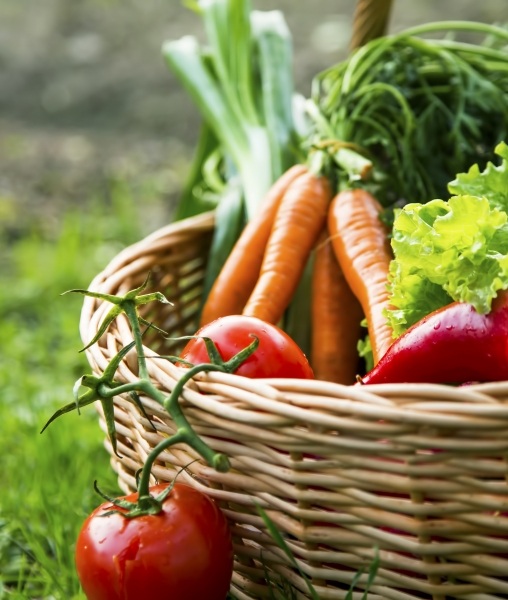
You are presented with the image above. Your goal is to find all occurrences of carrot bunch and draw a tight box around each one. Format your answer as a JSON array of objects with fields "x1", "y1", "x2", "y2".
[
  {"x1": 201, "y1": 165, "x2": 332, "y2": 329},
  {"x1": 200, "y1": 165, "x2": 394, "y2": 384}
]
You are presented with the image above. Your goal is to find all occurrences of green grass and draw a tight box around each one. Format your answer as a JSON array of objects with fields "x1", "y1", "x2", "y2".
[{"x1": 0, "y1": 184, "x2": 156, "y2": 599}]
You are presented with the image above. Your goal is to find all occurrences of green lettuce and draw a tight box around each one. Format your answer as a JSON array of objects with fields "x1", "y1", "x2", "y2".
[
  {"x1": 386, "y1": 143, "x2": 508, "y2": 337},
  {"x1": 448, "y1": 142, "x2": 508, "y2": 213}
]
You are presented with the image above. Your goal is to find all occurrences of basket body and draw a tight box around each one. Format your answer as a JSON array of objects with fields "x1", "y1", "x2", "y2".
[{"x1": 81, "y1": 211, "x2": 508, "y2": 600}]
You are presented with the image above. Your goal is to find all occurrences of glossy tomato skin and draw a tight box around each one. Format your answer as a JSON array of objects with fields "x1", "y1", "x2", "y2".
[
  {"x1": 181, "y1": 315, "x2": 314, "y2": 379},
  {"x1": 75, "y1": 483, "x2": 233, "y2": 600}
]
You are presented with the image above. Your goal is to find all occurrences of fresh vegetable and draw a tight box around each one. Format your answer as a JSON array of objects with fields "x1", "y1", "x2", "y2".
[
  {"x1": 361, "y1": 290, "x2": 508, "y2": 384},
  {"x1": 448, "y1": 142, "x2": 508, "y2": 213},
  {"x1": 328, "y1": 188, "x2": 393, "y2": 365},
  {"x1": 387, "y1": 195, "x2": 508, "y2": 337},
  {"x1": 386, "y1": 142, "x2": 508, "y2": 338},
  {"x1": 308, "y1": 22, "x2": 508, "y2": 209},
  {"x1": 179, "y1": 314, "x2": 314, "y2": 379},
  {"x1": 163, "y1": 1, "x2": 298, "y2": 221},
  {"x1": 162, "y1": 0, "x2": 317, "y2": 348},
  {"x1": 167, "y1": 12, "x2": 508, "y2": 377},
  {"x1": 75, "y1": 483, "x2": 233, "y2": 600},
  {"x1": 362, "y1": 143, "x2": 508, "y2": 384},
  {"x1": 200, "y1": 180, "x2": 246, "y2": 309},
  {"x1": 242, "y1": 170, "x2": 332, "y2": 324},
  {"x1": 200, "y1": 164, "x2": 308, "y2": 326},
  {"x1": 311, "y1": 228, "x2": 363, "y2": 383}
]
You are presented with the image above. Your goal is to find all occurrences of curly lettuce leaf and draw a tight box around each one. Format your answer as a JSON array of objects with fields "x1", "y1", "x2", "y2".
[
  {"x1": 387, "y1": 195, "x2": 508, "y2": 337},
  {"x1": 448, "y1": 142, "x2": 508, "y2": 213}
]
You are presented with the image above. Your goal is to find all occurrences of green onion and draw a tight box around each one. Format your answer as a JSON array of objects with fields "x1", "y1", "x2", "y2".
[{"x1": 162, "y1": 0, "x2": 298, "y2": 221}]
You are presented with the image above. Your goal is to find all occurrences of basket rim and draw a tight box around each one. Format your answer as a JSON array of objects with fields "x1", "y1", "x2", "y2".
[{"x1": 79, "y1": 209, "x2": 508, "y2": 410}]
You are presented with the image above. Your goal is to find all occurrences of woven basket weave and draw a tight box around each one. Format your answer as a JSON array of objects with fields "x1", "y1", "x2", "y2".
[{"x1": 80, "y1": 210, "x2": 508, "y2": 600}]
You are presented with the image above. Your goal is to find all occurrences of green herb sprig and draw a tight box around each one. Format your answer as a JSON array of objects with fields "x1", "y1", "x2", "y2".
[{"x1": 308, "y1": 21, "x2": 508, "y2": 210}]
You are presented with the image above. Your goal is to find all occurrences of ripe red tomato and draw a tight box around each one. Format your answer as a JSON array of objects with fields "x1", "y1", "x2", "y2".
[
  {"x1": 180, "y1": 315, "x2": 314, "y2": 379},
  {"x1": 75, "y1": 483, "x2": 233, "y2": 600}
]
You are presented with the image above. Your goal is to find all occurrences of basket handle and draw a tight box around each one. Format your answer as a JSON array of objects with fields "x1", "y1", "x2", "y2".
[{"x1": 349, "y1": 0, "x2": 394, "y2": 51}]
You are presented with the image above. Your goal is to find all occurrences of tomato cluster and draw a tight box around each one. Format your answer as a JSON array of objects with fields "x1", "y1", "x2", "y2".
[{"x1": 75, "y1": 315, "x2": 311, "y2": 599}]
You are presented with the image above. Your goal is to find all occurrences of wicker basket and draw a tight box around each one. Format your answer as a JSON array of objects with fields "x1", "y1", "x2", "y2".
[{"x1": 81, "y1": 210, "x2": 508, "y2": 600}]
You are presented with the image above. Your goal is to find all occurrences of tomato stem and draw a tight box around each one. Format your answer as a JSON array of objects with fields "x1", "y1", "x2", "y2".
[
  {"x1": 163, "y1": 364, "x2": 231, "y2": 464},
  {"x1": 51, "y1": 282, "x2": 235, "y2": 517},
  {"x1": 134, "y1": 430, "x2": 187, "y2": 503},
  {"x1": 157, "y1": 334, "x2": 260, "y2": 372},
  {"x1": 126, "y1": 316, "x2": 232, "y2": 503},
  {"x1": 124, "y1": 301, "x2": 150, "y2": 381},
  {"x1": 132, "y1": 364, "x2": 231, "y2": 501},
  {"x1": 221, "y1": 335, "x2": 259, "y2": 372}
]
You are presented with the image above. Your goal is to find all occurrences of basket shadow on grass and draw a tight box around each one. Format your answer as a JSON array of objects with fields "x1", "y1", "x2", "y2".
[{"x1": 0, "y1": 185, "x2": 158, "y2": 599}]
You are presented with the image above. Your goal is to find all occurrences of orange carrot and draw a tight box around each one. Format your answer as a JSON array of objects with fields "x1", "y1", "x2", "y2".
[
  {"x1": 311, "y1": 227, "x2": 364, "y2": 383},
  {"x1": 328, "y1": 189, "x2": 393, "y2": 364},
  {"x1": 243, "y1": 171, "x2": 332, "y2": 325},
  {"x1": 200, "y1": 164, "x2": 308, "y2": 326}
]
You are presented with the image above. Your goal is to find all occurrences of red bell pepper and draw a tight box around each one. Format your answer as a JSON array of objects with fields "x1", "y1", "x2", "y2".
[{"x1": 360, "y1": 291, "x2": 508, "y2": 384}]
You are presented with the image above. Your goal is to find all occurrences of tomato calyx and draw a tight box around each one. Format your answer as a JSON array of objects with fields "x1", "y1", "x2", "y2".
[
  {"x1": 164, "y1": 333, "x2": 260, "y2": 372},
  {"x1": 63, "y1": 273, "x2": 171, "y2": 352},
  {"x1": 93, "y1": 479, "x2": 175, "y2": 518}
]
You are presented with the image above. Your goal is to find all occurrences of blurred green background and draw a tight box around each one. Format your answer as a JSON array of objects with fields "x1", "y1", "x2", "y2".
[
  {"x1": 1, "y1": 0, "x2": 505, "y2": 234},
  {"x1": 0, "y1": 1, "x2": 506, "y2": 598}
]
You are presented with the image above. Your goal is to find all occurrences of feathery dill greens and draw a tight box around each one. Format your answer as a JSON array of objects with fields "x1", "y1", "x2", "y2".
[{"x1": 308, "y1": 21, "x2": 508, "y2": 209}]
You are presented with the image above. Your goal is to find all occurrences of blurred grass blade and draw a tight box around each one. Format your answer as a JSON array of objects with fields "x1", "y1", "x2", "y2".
[
  {"x1": 345, "y1": 547, "x2": 380, "y2": 599},
  {"x1": 259, "y1": 502, "x2": 379, "y2": 600},
  {"x1": 363, "y1": 547, "x2": 380, "y2": 598}
]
